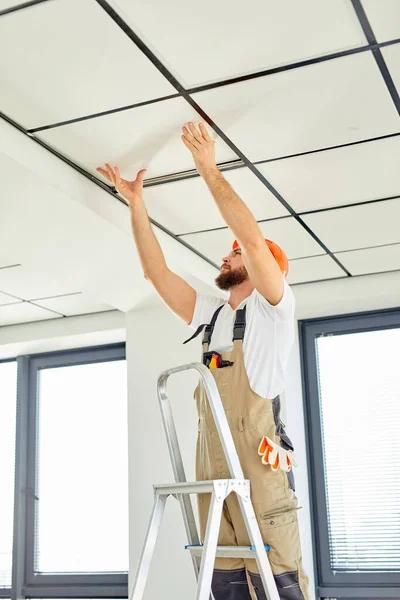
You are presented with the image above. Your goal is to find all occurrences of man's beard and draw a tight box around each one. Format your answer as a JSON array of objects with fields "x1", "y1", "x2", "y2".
[{"x1": 215, "y1": 266, "x2": 249, "y2": 291}]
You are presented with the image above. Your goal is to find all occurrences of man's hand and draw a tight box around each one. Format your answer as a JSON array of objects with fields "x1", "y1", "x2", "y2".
[
  {"x1": 96, "y1": 164, "x2": 147, "y2": 207},
  {"x1": 181, "y1": 122, "x2": 217, "y2": 178}
]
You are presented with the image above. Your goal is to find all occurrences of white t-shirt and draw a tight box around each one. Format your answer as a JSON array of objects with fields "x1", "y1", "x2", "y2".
[{"x1": 189, "y1": 281, "x2": 296, "y2": 399}]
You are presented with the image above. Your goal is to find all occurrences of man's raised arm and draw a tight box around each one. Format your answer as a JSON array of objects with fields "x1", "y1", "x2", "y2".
[
  {"x1": 96, "y1": 163, "x2": 196, "y2": 324},
  {"x1": 181, "y1": 123, "x2": 285, "y2": 306}
]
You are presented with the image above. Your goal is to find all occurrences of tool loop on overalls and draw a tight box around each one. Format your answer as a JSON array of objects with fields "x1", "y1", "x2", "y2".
[{"x1": 203, "y1": 351, "x2": 234, "y2": 369}]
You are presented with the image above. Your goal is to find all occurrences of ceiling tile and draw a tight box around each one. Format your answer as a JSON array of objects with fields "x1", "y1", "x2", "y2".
[
  {"x1": 0, "y1": 264, "x2": 81, "y2": 300},
  {"x1": 34, "y1": 293, "x2": 113, "y2": 316},
  {"x1": 259, "y1": 136, "x2": 400, "y2": 212},
  {"x1": 178, "y1": 228, "x2": 232, "y2": 267},
  {"x1": 114, "y1": 0, "x2": 365, "y2": 87},
  {"x1": 39, "y1": 99, "x2": 237, "y2": 180},
  {"x1": 288, "y1": 254, "x2": 345, "y2": 284},
  {"x1": 0, "y1": 0, "x2": 175, "y2": 129},
  {"x1": 145, "y1": 168, "x2": 288, "y2": 234},
  {"x1": 382, "y1": 45, "x2": 400, "y2": 96},
  {"x1": 303, "y1": 198, "x2": 400, "y2": 252},
  {"x1": 257, "y1": 220, "x2": 323, "y2": 259},
  {"x1": 0, "y1": 302, "x2": 59, "y2": 327},
  {"x1": 0, "y1": 1, "x2": 24, "y2": 10},
  {"x1": 180, "y1": 217, "x2": 323, "y2": 264},
  {"x1": 361, "y1": 0, "x2": 400, "y2": 43},
  {"x1": 0, "y1": 291, "x2": 20, "y2": 306},
  {"x1": 193, "y1": 52, "x2": 400, "y2": 162},
  {"x1": 336, "y1": 243, "x2": 400, "y2": 275}
]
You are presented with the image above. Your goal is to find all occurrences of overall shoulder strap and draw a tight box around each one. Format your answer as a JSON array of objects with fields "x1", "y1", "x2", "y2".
[
  {"x1": 183, "y1": 304, "x2": 224, "y2": 345},
  {"x1": 203, "y1": 304, "x2": 224, "y2": 345},
  {"x1": 233, "y1": 305, "x2": 247, "y2": 341}
]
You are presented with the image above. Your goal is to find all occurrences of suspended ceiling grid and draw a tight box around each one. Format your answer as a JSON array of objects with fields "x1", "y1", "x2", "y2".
[{"x1": 0, "y1": 0, "x2": 399, "y2": 325}]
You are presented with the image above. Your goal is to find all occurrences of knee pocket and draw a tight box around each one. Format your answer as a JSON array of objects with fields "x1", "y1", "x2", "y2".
[{"x1": 259, "y1": 510, "x2": 301, "y2": 567}]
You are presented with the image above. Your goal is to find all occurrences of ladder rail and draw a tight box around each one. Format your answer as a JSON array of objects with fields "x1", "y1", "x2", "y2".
[
  {"x1": 157, "y1": 362, "x2": 245, "y2": 481},
  {"x1": 130, "y1": 492, "x2": 168, "y2": 600},
  {"x1": 156, "y1": 362, "x2": 244, "y2": 593},
  {"x1": 157, "y1": 367, "x2": 201, "y2": 576},
  {"x1": 195, "y1": 491, "x2": 224, "y2": 600}
]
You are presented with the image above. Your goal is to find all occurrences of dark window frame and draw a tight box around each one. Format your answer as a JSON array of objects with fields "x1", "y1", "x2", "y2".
[
  {"x1": 0, "y1": 358, "x2": 18, "y2": 598},
  {"x1": 299, "y1": 307, "x2": 400, "y2": 599},
  {"x1": 2, "y1": 344, "x2": 127, "y2": 599}
]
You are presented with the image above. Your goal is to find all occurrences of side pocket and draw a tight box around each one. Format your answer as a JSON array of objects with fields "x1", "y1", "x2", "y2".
[{"x1": 259, "y1": 510, "x2": 301, "y2": 568}]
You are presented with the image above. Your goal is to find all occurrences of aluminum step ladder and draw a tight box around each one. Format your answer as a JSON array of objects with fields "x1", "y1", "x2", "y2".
[{"x1": 130, "y1": 363, "x2": 280, "y2": 600}]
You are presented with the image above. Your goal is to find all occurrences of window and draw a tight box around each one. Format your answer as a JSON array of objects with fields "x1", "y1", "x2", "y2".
[
  {"x1": 0, "y1": 361, "x2": 17, "y2": 591},
  {"x1": 1, "y1": 345, "x2": 128, "y2": 599},
  {"x1": 300, "y1": 309, "x2": 400, "y2": 599}
]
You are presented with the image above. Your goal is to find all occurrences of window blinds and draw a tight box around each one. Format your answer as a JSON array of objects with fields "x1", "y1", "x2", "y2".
[{"x1": 316, "y1": 327, "x2": 400, "y2": 572}]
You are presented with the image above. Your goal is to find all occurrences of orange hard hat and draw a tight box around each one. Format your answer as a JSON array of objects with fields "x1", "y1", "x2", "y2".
[{"x1": 232, "y1": 239, "x2": 289, "y2": 277}]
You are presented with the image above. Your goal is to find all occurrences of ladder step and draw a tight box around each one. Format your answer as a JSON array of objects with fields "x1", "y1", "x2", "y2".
[
  {"x1": 185, "y1": 544, "x2": 270, "y2": 559},
  {"x1": 154, "y1": 479, "x2": 248, "y2": 495}
]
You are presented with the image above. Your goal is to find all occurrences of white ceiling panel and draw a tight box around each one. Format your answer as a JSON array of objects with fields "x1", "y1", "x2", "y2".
[
  {"x1": 362, "y1": 0, "x2": 400, "y2": 43},
  {"x1": 0, "y1": 264, "x2": 82, "y2": 300},
  {"x1": 0, "y1": 302, "x2": 59, "y2": 327},
  {"x1": 193, "y1": 52, "x2": 400, "y2": 162},
  {"x1": 34, "y1": 293, "x2": 113, "y2": 316},
  {"x1": 0, "y1": 1, "x2": 24, "y2": 10},
  {"x1": 336, "y1": 243, "x2": 400, "y2": 275},
  {"x1": 257, "y1": 220, "x2": 323, "y2": 259},
  {"x1": 0, "y1": 291, "x2": 20, "y2": 306},
  {"x1": 181, "y1": 217, "x2": 323, "y2": 265},
  {"x1": 39, "y1": 99, "x2": 237, "y2": 180},
  {"x1": 145, "y1": 168, "x2": 288, "y2": 235},
  {"x1": 259, "y1": 136, "x2": 400, "y2": 213},
  {"x1": 0, "y1": 0, "x2": 175, "y2": 129},
  {"x1": 382, "y1": 45, "x2": 400, "y2": 96},
  {"x1": 288, "y1": 254, "x2": 345, "y2": 284},
  {"x1": 114, "y1": 0, "x2": 365, "y2": 87},
  {"x1": 303, "y1": 198, "x2": 400, "y2": 252},
  {"x1": 179, "y1": 228, "x2": 235, "y2": 267}
]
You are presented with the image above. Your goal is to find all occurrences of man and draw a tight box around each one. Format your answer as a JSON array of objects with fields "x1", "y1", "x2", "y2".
[{"x1": 97, "y1": 122, "x2": 309, "y2": 600}]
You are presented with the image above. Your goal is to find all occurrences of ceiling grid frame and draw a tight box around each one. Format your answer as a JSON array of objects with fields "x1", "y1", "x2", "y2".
[{"x1": 0, "y1": 0, "x2": 399, "y2": 290}]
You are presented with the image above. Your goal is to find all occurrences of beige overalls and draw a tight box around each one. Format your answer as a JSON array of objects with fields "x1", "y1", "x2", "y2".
[{"x1": 187, "y1": 304, "x2": 309, "y2": 599}]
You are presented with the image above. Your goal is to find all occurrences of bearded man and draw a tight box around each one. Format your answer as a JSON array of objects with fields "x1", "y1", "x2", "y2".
[{"x1": 97, "y1": 122, "x2": 309, "y2": 600}]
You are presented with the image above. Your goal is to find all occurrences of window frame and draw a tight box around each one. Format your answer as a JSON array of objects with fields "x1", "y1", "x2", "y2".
[
  {"x1": 299, "y1": 307, "x2": 400, "y2": 599},
  {"x1": 0, "y1": 358, "x2": 18, "y2": 598},
  {"x1": 7, "y1": 344, "x2": 128, "y2": 599}
]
